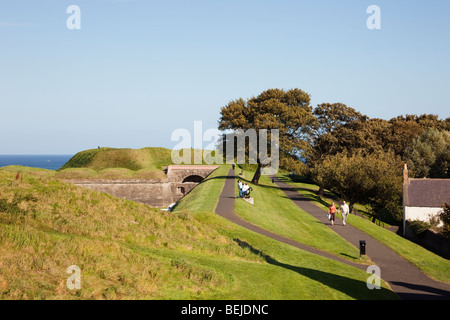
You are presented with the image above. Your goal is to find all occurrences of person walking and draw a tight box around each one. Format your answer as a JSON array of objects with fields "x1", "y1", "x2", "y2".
[
  {"x1": 340, "y1": 201, "x2": 350, "y2": 226},
  {"x1": 237, "y1": 180, "x2": 243, "y2": 198},
  {"x1": 242, "y1": 183, "x2": 250, "y2": 198},
  {"x1": 328, "y1": 202, "x2": 336, "y2": 226}
]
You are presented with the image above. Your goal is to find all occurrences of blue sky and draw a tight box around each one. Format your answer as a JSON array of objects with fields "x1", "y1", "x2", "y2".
[{"x1": 1, "y1": 0, "x2": 449, "y2": 154}]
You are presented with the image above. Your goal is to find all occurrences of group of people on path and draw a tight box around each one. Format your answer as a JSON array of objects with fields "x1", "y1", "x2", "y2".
[
  {"x1": 237, "y1": 179, "x2": 251, "y2": 198},
  {"x1": 328, "y1": 201, "x2": 350, "y2": 226}
]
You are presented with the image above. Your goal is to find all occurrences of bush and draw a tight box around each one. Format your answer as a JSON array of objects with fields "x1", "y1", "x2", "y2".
[
  {"x1": 439, "y1": 203, "x2": 450, "y2": 238},
  {"x1": 409, "y1": 220, "x2": 431, "y2": 239},
  {"x1": 311, "y1": 149, "x2": 403, "y2": 222}
]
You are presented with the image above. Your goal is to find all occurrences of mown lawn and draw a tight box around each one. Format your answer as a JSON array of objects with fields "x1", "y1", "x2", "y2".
[
  {"x1": 233, "y1": 169, "x2": 366, "y2": 263},
  {"x1": 278, "y1": 173, "x2": 450, "y2": 284},
  {"x1": 175, "y1": 165, "x2": 397, "y2": 299},
  {"x1": 0, "y1": 165, "x2": 398, "y2": 299}
]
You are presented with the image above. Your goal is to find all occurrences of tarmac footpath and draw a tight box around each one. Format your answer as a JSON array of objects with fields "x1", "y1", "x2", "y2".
[{"x1": 215, "y1": 169, "x2": 450, "y2": 300}]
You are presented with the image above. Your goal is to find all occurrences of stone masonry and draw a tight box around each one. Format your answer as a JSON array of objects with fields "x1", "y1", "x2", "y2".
[{"x1": 65, "y1": 165, "x2": 219, "y2": 208}]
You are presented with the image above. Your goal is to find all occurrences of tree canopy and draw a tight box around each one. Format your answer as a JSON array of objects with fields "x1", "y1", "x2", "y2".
[
  {"x1": 405, "y1": 128, "x2": 450, "y2": 178},
  {"x1": 218, "y1": 88, "x2": 316, "y2": 184},
  {"x1": 217, "y1": 87, "x2": 449, "y2": 225},
  {"x1": 311, "y1": 149, "x2": 403, "y2": 221}
]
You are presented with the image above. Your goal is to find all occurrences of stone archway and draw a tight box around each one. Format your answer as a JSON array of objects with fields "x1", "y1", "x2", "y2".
[
  {"x1": 182, "y1": 175, "x2": 204, "y2": 183},
  {"x1": 166, "y1": 165, "x2": 219, "y2": 183}
]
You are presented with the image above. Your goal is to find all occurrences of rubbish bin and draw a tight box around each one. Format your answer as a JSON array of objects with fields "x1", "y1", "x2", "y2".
[{"x1": 359, "y1": 240, "x2": 366, "y2": 258}]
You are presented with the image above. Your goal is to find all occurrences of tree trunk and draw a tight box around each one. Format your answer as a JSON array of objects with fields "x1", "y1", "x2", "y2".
[
  {"x1": 318, "y1": 186, "x2": 324, "y2": 197},
  {"x1": 349, "y1": 203, "x2": 355, "y2": 214},
  {"x1": 251, "y1": 162, "x2": 262, "y2": 185}
]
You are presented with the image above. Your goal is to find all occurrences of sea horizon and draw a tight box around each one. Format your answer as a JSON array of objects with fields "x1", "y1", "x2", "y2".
[{"x1": 0, "y1": 154, "x2": 74, "y2": 171}]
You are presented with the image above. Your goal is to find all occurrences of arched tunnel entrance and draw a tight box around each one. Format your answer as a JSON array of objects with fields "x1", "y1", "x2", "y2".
[
  {"x1": 182, "y1": 175, "x2": 204, "y2": 183},
  {"x1": 68, "y1": 165, "x2": 219, "y2": 208}
]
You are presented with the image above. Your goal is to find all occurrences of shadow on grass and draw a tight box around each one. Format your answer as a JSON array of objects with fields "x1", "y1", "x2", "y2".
[
  {"x1": 204, "y1": 172, "x2": 328, "y2": 195},
  {"x1": 203, "y1": 172, "x2": 342, "y2": 220},
  {"x1": 278, "y1": 194, "x2": 331, "y2": 209},
  {"x1": 389, "y1": 281, "x2": 450, "y2": 300},
  {"x1": 204, "y1": 171, "x2": 366, "y2": 224},
  {"x1": 233, "y1": 238, "x2": 398, "y2": 300}
]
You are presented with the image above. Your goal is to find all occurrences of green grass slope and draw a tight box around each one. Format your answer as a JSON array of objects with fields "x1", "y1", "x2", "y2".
[
  {"x1": 0, "y1": 165, "x2": 398, "y2": 300},
  {"x1": 57, "y1": 147, "x2": 173, "y2": 180},
  {"x1": 60, "y1": 147, "x2": 173, "y2": 171},
  {"x1": 233, "y1": 170, "x2": 367, "y2": 263},
  {"x1": 279, "y1": 173, "x2": 450, "y2": 284},
  {"x1": 0, "y1": 166, "x2": 261, "y2": 299},
  {"x1": 174, "y1": 166, "x2": 398, "y2": 300},
  {"x1": 56, "y1": 147, "x2": 212, "y2": 180}
]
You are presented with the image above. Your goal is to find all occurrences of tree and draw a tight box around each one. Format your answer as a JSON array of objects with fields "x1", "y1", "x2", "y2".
[
  {"x1": 405, "y1": 128, "x2": 450, "y2": 178},
  {"x1": 218, "y1": 88, "x2": 317, "y2": 184},
  {"x1": 311, "y1": 149, "x2": 403, "y2": 222},
  {"x1": 438, "y1": 203, "x2": 450, "y2": 238},
  {"x1": 313, "y1": 103, "x2": 365, "y2": 136},
  {"x1": 306, "y1": 103, "x2": 365, "y2": 194},
  {"x1": 308, "y1": 113, "x2": 449, "y2": 164},
  {"x1": 386, "y1": 114, "x2": 450, "y2": 158}
]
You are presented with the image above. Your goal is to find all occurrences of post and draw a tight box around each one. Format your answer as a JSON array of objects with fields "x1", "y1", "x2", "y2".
[{"x1": 359, "y1": 240, "x2": 366, "y2": 259}]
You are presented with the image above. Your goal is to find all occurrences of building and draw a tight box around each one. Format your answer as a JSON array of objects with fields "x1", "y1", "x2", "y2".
[{"x1": 403, "y1": 164, "x2": 450, "y2": 235}]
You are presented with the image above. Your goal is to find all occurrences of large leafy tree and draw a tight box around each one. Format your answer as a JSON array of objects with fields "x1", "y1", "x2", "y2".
[
  {"x1": 405, "y1": 128, "x2": 450, "y2": 178},
  {"x1": 313, "y1": 117, "x2": 391, "y2": 157},
  {"x1": 218, "y1": 88, "x2": 316, "y2": 184},
  {"x1": 307, "y1": 111, "x2": 449, "y2": 224},
  {"x1": 305, "y1": 103, "x2": 365, "y2": 194},
  {"x1": 310, "y1": 113, "x2": 449, "y2": 162},
  {"x1": 311, "y1": 149, "x2": 403, "y2": 222},
  {"x1": 385, "y1": 114, "x2": 450, "y2": 158},
  {"x1": 313, "y1": 103, "x2": 365, "y2": 136}
]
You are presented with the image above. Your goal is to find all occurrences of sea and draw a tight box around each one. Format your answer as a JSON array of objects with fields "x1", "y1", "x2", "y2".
[{"x1": 0, "y1": 155, "x2": 74, "y2": 171}]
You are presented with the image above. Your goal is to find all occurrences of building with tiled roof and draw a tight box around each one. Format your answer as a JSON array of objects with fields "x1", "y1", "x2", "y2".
[{"x1": 403, "y1": 164, "x2": 450, "y2": 235}]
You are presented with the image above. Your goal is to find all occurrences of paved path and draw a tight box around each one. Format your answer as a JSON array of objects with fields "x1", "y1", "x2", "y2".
[
  {"x1": 215, "y1": 171, "x2": 365, "y2": 269},
  {"x1": 215, "y1": 169, "x2": 450, "y2": 300}
]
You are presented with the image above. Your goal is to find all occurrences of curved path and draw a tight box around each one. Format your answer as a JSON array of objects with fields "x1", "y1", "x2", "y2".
[{"x1": 215, "y1": 169, "x2": 450, "y2": 300}]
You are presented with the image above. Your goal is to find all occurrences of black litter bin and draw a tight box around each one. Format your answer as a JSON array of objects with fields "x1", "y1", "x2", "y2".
[{"x1": 359, "y1": 240, "x2": 366, "y2": 258}]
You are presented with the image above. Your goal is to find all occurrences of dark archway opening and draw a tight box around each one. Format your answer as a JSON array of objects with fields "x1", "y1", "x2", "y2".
[
  {"x1": 182, "y1": 175, "x2": 204, "y2": 183},
  {"x1": 178, "y1": 187, "x2": 186, "y2": 195}
]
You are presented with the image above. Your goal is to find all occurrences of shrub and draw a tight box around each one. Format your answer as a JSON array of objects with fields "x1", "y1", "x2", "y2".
[
  {"x1": 439, "y1": 203, "x2": 450, "y2": 238},
  {"x1": 409, "y1": 220, "x2": 431, "y2": 239}
]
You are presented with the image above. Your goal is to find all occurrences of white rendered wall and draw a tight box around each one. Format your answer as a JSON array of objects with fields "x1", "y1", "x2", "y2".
[{"x1": 405, "y1": 206, "x2": 442, "y2": 224}]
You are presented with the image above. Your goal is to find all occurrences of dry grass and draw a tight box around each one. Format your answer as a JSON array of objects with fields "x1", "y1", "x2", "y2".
[{"x1": 0, "y1": 168, "x2": 261, "y2": 299}]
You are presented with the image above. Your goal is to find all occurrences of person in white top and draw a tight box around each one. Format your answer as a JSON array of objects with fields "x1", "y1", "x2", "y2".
[
  {"x1": 237, "y1": 180, "x2": 243, "y2": 198},
  {"x1": 340, "y1": 201, "x2": 350, "y2": 226},
  {"x1": 241, "y1": 183, "x2": 250, "y2": 197}
]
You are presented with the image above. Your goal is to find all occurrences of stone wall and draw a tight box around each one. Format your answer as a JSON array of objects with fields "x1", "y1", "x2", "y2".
[
  {"x1": 167, "y1": 165, "x2": 219, "y2": 182},
  {"x1": 67, "y1": 180, "x2": 176, "y2": 207},
  {"x1": 64, "y1": 165, "x2": 218, "y2": 208}
]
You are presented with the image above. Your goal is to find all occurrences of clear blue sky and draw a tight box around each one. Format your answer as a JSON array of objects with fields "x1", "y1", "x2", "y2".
[{"x1": 1, "y1": 0, "x2": 449, "y2": 154}]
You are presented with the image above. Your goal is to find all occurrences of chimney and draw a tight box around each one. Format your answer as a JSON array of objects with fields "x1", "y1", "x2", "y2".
[
  {"x1": 402, "y1": 164, "x2": 409, "y2": 236},
  {"x1": 403, "y1": 164, "x2": 409, "y2": 185}
]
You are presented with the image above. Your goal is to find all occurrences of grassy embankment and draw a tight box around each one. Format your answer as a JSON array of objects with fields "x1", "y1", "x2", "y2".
[
  {"x1": 278, "y1": 173, "x2": 450, "y2": 284},
  {"x1": 56, "y1": 147, "x2": 209, "y2": 180},
  {"x1": 233, "y1": 169, "x2": 368, "y2": 264},
  {"x1": 56, "y1": 147, "x2": 173, "y2": 180},
  {"x1": 0, "y1": 163, "x2": 398, "y2": 299},
  {"x1": 175, "y1": 166, "x2": 397, "y2": 299}
]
